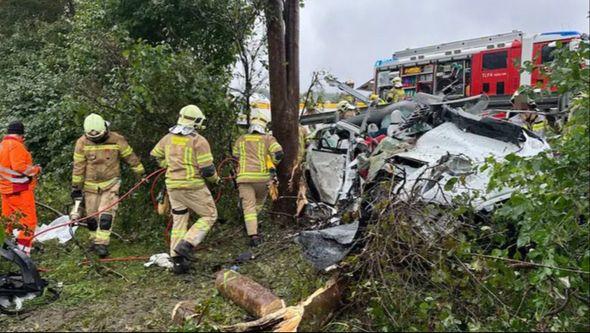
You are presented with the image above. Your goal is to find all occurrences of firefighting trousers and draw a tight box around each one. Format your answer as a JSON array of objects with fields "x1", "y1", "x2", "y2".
[
  {"x1": 168, "y1": 187, "x2": 218, "y2": 257},
  {"x1": 238, "y1": 182, "x2": 268, "y2": 236},
  {"x1": 2, "y1": 189, "x2": 37, "y2": 252},
  {"x1": 84, "y1": 184, "x2": 120, "y2": 246}
]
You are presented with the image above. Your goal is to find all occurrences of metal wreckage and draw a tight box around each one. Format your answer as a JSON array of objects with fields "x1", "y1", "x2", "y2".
[{"x1": 295, "y1": 79, "x2": 551, "y2": 271}]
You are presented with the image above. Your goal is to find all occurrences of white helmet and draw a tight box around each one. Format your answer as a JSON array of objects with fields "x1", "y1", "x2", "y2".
[
  {"x1": 249, "y1": 109, "x2": 270, "y2": 134},
  {"x1": 84, "y1": 113, "x2": 109, "y2": 142}
]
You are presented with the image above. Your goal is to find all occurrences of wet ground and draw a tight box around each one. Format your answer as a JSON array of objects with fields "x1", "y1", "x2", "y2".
[{"x1": 1, "y1": 220, "x2": 323, "y2": 331}]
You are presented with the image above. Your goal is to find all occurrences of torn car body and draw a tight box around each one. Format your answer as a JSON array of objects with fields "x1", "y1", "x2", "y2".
[{"x1": 299, "y1": 93, "x2": 550, "y2": 270}]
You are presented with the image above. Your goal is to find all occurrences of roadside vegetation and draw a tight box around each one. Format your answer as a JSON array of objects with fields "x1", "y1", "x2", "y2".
[{"x1": 0, "y1": 1, "x2": 588, "y2": 332}]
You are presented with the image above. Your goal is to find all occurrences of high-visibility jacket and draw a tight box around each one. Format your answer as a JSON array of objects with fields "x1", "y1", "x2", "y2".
[
  {"x1": 298, "y1": 126, "x2": 309, "y2": 163},
  {"x1": 72, "y1": 132, "x2": 144, "y2": 193},
  {"x1": 233, "y1": 133, "x2": 283, "y2": 183},
  {"x1": 151, "y1": 132, "x2": 219, "y2": 189},
  {"x1": 0, "y1": 135, "x2": 40, "y2": 194},
  {"x1": 386, "y1": 88, "x2": 406, "y2": 103}
]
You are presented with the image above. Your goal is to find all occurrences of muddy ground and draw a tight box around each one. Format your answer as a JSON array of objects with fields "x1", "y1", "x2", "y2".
[{"x1": 1, "y1": 218, "x2": 327, "y2": 331}]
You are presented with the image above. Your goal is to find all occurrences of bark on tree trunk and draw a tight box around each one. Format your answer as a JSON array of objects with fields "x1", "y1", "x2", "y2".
[{"x1": 265, "y1": 0, "x2": 300, "y2": 218}]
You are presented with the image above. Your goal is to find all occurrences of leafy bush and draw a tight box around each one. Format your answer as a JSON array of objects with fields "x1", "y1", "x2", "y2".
[{"x1": 345, "y1": 40, "x2": 589, "y2": 331}]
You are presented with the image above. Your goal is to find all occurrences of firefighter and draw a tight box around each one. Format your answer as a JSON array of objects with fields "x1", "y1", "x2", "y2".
[
  {"x1": 509, "y1": 92, "x2": 547, "y2": 136},
  {"x1": 386, "y1": 77, "x2": 405, "y2": 103},
  {"x1": 369, "y1": 93, "x2": 387, "y2": 105},
  {"x1": 72, "y1": 113, "x2": 145, "y2": 258},
  {"x1": 151, "y1": 105, "x2": 219, "y2": 274},
  {"x1": 0, "y1": 121, "x2": 41, "y2": 255},
  {"x1": 337, "y1": 100, "x2": 357, "y2": 120},
  {"x1": 232, "y1": 110, "x2": 283, "y2": 247}
]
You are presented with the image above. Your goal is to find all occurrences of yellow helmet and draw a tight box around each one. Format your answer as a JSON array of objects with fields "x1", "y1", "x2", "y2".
[
  {"x1": 178, "y1": 105, "x2": 206, "y2": 129},
  {"x1": 337, "y1": 100, "x2": 356, "y2": 112},
  {"x1": 84, "y1": 113, "x2": 108, "y2": 141},
  {"x1": 369, "y1": 94, "x2": 379, "y2": 101}
]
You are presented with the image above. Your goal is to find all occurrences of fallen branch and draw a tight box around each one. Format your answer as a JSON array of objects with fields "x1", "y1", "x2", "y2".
[{"x1": 473, "y1": 254, "x2": 590, "y2": 274}]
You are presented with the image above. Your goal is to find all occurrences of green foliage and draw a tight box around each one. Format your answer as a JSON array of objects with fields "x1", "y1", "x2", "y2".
[
  {"x1": 0, "y1": 0, "x2": 251, "y2": 239},
  {"x1": 483, "y1": 39, "x2": 590, "y2": 331},
  {"x1": 345, "y1": 40, "x2": 590, "y2": 331}
]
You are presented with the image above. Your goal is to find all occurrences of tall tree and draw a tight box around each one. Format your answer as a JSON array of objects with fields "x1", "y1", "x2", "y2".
[{"x1": 264, "y1": 0, "x2": 300, "y2": 216}]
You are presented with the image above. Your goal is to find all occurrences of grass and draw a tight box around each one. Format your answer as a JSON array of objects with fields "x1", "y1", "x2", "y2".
[{"x1": 1, "y1": 186, "x2": 324, "y2": 332}]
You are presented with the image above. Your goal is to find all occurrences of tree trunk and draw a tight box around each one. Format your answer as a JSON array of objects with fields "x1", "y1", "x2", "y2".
[{"x1": 265, "y1": 0, "x2": 300, "y2": 217}]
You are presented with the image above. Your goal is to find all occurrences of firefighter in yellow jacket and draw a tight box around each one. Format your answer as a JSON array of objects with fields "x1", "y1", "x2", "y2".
[
  {"x1": 151, "y1": 105, "x2": 219, "y2": 274},
  {"x1": 386, "y1": 77, "x2": 406, "y2": 103},
  {"x1": 233, "y1": 111, "x2": 283, "y2": 247},
  {"x1": 72, "y1": 113, "x2": 145, "y2": 258}
]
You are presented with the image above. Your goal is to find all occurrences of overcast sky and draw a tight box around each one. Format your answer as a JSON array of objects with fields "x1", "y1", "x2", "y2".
[{"x1": 299, "y1": 0, "x2": 589, "y2": 90}]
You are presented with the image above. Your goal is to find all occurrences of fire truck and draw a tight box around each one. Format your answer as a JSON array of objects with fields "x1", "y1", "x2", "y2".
[{"x1": 373, "y1": 30, "x2": 583, "y2": 103}]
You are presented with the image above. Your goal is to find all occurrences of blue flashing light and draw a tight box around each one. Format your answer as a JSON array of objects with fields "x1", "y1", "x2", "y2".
[{"x1": 540, "y1": 31, "x2": 580, "y2": 37}]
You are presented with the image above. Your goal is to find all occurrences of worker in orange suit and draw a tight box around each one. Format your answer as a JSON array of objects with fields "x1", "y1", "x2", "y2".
[{"x1": 0, "y1": 121, "x2": 41, "y2": 255}]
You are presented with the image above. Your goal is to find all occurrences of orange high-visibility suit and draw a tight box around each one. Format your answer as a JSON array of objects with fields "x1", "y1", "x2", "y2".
[{"x1": 0, "y1": 135, "x2": 41, "y2": 252}]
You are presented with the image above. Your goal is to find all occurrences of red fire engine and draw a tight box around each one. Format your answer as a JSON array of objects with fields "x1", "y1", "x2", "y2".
[{"x1": 373, "y1": 30, "x2": 583, "y2": 100}]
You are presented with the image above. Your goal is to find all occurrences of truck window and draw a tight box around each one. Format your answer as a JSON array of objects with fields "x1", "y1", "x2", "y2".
[
  {"x1": 496, "y1": 82, "x2": 505, "y2": 95},
  {"x1": 541, "y1": 45, "x2": 556, "y2": 63},
  {"x1": 483, "y1": 51, "x2": 507, "y2": 70}
]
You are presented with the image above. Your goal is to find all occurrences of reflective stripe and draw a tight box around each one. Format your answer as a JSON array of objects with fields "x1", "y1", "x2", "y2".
[
  {"x1": 131, "y1": 164, "x2": 145, "y2": 174},
  {"x1": 73, "y1": 153, "x2": 85, "y2": 162},
  {"x1": 194, "y1": 218, "x2": 211, "y2": 232},
  {"x1": 258, "y1": 142, "x2": 265, "y2": 172},
  {"x1": 244, "y1": 213, "x2": 257, "y2": 222},
  {"x1": 237, "y1": 173, "x2": 270, "y2": 182},
  {"x1": 269, "y1": 142, "x2": 281, "y2": 152},
  {"x1": 232, "y1": 145, "x2": 238, "y2": 156},
  {"x1": 158, "y1": 159, "x2": 168, "y2": 168},
  {"x1": 239, "y1": 142, "x2": 246, "y2": 174},
  {"x1": 120, "y1": 146, "x2": 133, "y2": 158},
  {"x1": 245, "y1": 135, "x2": 263, "y2": 142},
  {"x1": 184, "y1": 147, "x2": 195, "y2": 180},
  {"x1": 165, "y1": 178, "x2": 205, "y2": 189},
  {"x1": 0, "y1": 166, "x2": 29, "y2": 183},
  {"x1": 151, "y1": 147, "x2": 165, "y2": 158},
  {"x1": 171, "y1": 136, "x2": 189, "y2": 145},
  {"x1": 95, "y1": 230, "x2": 111, "y2": 241},
  {"x1": 170, "y1": 230, "x2": 186, "y2": 239},
  {"x1": 197, "y1": 153, "x2": 213, "y2": 164},
  {"x1": 72, "y1": 175, "x2": 84, "y2": 183},
  {"x1": 84, "y1": 178, "x2": 119, "y2": 191},
  {"x1": 83, "y1": 144, "x2": 119, "y2": 151}
]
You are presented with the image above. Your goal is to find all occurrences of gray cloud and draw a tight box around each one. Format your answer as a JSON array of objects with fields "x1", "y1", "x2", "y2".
[{"x1": 300, "y1": 0, "x2": 590, "y2": 89}]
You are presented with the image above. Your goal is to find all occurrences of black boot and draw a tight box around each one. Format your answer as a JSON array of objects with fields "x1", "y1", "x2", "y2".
[
  {"x1": 250, "y1": 235, "x2": 262, "y2": 247},
  {"x1": 174, "y1": 240, "x2": 196, "y2": 261},
  {"x1": 94, "y1": 244, "x2": 109, "y2": 258},
  {"x1": 171, "y1": 256, "x2": 190, "y2": 275}
]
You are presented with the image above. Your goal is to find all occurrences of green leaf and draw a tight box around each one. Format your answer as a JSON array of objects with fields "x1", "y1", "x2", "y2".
[{"x1": 444, "y1": 177, "x2": 458, "y2": 191}]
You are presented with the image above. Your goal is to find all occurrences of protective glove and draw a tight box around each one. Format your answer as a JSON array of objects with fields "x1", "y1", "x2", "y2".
[{"x1": 71, "y1": 188, "x2": 83, "y2": 200}]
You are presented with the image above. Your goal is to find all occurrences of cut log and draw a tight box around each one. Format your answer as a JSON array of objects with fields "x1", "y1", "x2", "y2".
[
  {"x1": 221, "y1": 276, "x2": 344, "y2": 332},
  {"x1": 215, "y1": 269, "x2": 285, "y2": 318}
]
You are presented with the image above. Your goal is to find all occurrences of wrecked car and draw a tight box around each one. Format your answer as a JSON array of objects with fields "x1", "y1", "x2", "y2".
[{"x1": 298, "y1": 93, "x2": 550, "y2": 270}]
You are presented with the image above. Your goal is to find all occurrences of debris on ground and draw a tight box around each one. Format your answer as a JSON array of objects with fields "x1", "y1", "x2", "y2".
[
  {"x1": 34, "y1": 216, "x2": 78, "y2": 244},
  {"x1": 143, "y1": 253, "x2": 173, "y2": 269},
  {"x1": 296, "y1": 222, "x2": 358, "y2": 271}
]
